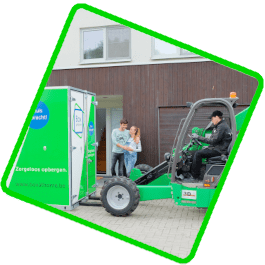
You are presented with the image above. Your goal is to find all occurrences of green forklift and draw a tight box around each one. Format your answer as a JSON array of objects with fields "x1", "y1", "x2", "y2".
[{"x1": 100, "y1": 93, "x2": 248, "y2": 216}]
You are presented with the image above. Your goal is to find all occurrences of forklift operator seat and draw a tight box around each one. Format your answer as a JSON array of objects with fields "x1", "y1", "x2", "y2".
[{"x1": 207, "y1": 140, "x2": 233, "y2": 165}]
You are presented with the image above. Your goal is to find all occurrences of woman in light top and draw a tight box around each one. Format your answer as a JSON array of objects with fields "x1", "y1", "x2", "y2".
[{"x1": 122, "y1": 126, "x2": 142, "y2": 177}]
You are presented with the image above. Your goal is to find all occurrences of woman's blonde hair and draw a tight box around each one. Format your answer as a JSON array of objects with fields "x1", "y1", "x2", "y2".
[{"x1": 132, "y1": 126, "x2": 140, "y2": 141}]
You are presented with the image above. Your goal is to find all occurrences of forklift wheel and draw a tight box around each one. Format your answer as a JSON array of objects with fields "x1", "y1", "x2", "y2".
[
  {"x1": 135, "y1": 164, "x2": 153, "y2": 174},
  {"x1": 100, "y1": 176, "x2": 140, "y2": 217}
]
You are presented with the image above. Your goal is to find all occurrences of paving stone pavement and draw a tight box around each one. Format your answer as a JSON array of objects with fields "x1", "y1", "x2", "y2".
[{"x1": 68, "y1": 195, "x2": 207, "y2": 259}]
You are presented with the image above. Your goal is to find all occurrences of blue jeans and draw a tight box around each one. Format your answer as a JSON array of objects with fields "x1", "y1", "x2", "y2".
[
  {"x1": 123, "y1": 150, "x2": 137, "y2": 177},
  {"x1": 111, "y1": 153, "x2": 125, "y2": 176}
]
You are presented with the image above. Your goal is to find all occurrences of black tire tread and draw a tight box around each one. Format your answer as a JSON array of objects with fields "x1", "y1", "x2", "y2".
[
  {"x1": 135, "y1": 164, "x2": 153, "y2": 174},
  {"x1": 100, "y1": 176, "x2": 140, "y2": 217}
]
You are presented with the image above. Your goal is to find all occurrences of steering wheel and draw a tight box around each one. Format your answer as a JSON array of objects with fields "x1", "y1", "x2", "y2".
[
  {"x1": 188, "y1": 134, "x2": 202, "y2": 146},
  {"x1": 193, "y1": 137, "x2": 202, "y2": 146}
]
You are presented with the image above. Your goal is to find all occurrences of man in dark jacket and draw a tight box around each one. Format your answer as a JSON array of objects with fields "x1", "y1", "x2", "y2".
[{"x1": 190, "y1": 110, "x2": 232, "y2": 179}]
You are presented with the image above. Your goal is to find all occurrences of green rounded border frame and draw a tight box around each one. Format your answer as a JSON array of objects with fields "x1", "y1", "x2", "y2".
[{"x1": 1, "y1": 4, "x2": 264, "y2": 264}]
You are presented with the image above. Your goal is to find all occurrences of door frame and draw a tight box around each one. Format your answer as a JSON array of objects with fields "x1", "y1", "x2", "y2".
[
  {"x1": 96, "y1": 95, "x2": 123, "y2": 176},
  {"x1": 106, "y1": 108, "x2": 111, "y2": 176},
  {"x1": 97, "y1": 107, "x2": 112, "y2": 176},
  {"x1": 97, "y1": 107, "x2": 123, "y2": 176}
]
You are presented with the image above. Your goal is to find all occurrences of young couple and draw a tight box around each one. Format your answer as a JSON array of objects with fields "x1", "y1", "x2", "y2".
[{"x1": 111, "y1": 119, "x2": 142, "y2": 178}]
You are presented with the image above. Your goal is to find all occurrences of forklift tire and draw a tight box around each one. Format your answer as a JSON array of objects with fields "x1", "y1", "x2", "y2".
[
  {"x1": 100, "y1": 176, "x2": 140, "y2": 217},
  {"x1": 135, "y1": 164, "x2": 153, "y2": 174}
]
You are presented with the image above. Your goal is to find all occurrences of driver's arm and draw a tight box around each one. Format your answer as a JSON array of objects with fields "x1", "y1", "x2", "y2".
[{"x1": 198, "y1": 126, "x2": 225, "y2": 145}]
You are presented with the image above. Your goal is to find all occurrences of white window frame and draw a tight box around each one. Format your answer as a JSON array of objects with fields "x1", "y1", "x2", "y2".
[
  {"x1": 80, "y1": 26, "x2": 131, "y2": 65},
  {"x1": 151, "y1": 37, "x2": 200, "y2": 60}
]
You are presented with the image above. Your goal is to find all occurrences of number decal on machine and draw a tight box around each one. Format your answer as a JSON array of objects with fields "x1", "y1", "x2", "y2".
[{"x1": 182, "y1": 190, "x2": 197, "y2": 200}]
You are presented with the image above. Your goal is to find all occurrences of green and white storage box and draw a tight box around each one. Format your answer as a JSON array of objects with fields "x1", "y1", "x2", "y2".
[{"x1": 7, "y1": 86, "x2": 97, "y2": 210}]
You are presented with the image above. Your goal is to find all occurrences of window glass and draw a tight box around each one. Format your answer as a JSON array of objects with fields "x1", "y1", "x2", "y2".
[
  {"x1": 83, "y1": 30, "x2": 104, "y2": 59},
  {"x1": 154, "y1": 39, "x2": 177, "y2": 56},
  {"x1": 107, "y1": 27, "x2": 130, "y2": 59},
  {"x1": 180, "y1": 48, "x2": 195, "y2": 56}
]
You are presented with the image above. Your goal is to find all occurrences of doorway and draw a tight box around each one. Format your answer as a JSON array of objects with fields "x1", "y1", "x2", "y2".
[
  {"x1": 96, "y1": 109, "x2": 106, "y2": 174},
  {"x1": 96, "y1": 95, "x2": 123, "y2": 176}
]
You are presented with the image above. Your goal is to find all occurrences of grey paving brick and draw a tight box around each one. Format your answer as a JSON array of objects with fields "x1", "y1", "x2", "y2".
[{"x1": 67, "y1": 198, "x2": 206, "y2": 258}]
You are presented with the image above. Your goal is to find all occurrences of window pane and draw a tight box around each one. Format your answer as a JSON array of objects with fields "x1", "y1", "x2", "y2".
[
  {"x1": 107, "y1": 27, "x2": 130, "y2": 59},
  {"x1": 180, "y1": 48, "x2": 195, "y2": 56},
  {"x1": 83, "y1": 30, "x2": 104, "y2": 59},
  {"x1": 154, "y1": 39, "x2": 177, "y2": 56}
]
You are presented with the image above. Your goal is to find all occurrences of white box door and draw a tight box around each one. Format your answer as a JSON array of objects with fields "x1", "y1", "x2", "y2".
[{"x1": 71, "y1": 90, "x2": 85, "y2": 204}]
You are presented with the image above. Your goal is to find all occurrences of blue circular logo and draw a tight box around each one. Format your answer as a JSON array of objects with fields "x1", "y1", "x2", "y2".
[
  {"x1": 89, "y1": 121, "x2": 94, "y2": 136},
  {"x1": 30, "y1": 101, "x2": 50, "y2": 129}
]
